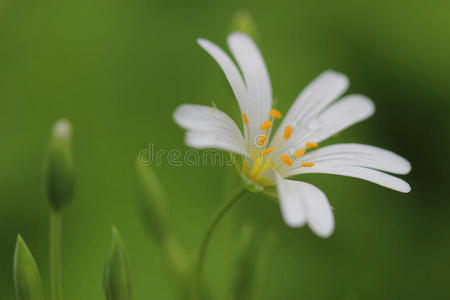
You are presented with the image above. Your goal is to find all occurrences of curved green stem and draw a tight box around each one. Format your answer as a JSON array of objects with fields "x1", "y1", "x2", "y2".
[
  {"x1": 50, "y1": 210, "x2": 63, "y2": 300},
  {"x1": 194, "y1": 188, "x2": 247, "y2": 299}
]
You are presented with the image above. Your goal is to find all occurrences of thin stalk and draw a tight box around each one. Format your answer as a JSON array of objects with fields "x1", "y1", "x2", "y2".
[
  {"x1": 194, "y1": 188, "x2": 247, "y2": 299},
  {"x1": 50, "y1": 210, "x2": 63, "y2": 300}
]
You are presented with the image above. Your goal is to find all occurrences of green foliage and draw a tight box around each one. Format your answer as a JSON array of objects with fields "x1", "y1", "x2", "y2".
[
  {"x1": 135, "y1": 161, "x2": 169, "y2": 244},
  {"x1": 228, "y1": 227, "x2": 276, "y2": 300},
  {"x1": 13, "y1": 235, "x2": 44, "y2": 300},
  {"x1": 229, "y1": 226, "x2": 256, "y2": 300},
  {"x1": 135, "y1": 162, "x2": 192, "y2": 298},
  {"x1": 0, "y1": 1, "x2": 449, "y2": 299}
]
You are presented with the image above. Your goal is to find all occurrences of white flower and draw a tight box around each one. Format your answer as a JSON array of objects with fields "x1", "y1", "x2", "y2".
[{"x1": 174, "y1": 32, "x2": 411, "y2": 238}]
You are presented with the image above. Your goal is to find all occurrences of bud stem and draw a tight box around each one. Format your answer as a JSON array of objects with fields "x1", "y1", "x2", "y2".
[
  {"x1": 50, "y1": 210, "x2": 63, "y2": 300},
  {"x1": 194, "y1": 188, "x2": 247, "y2": 299}
]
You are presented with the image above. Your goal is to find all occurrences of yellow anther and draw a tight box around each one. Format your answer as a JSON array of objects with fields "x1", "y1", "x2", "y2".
[
  {"x1": 301, "y1": 162, "x2": 314, "y2": 167},
  {"x1": 257, "y1": 134, "x2": 267, "y2": 146},
  {"x1": 262, "y1": 147, "x2": 275, "y2": 155},
  {"x1": 283, "y1": 126, "x2": 292, "y2": 139},
  {"x1": 306, "y1": 142, "x2": 318, "y2": 149},
  {"x1": 269, "y1": 109, "x2": 282, "y2": 119},
  {"x1": 260, "y1": 121, "x2": 273, "y2": 130},
  {"x1": 281, "y1": 154, "x2": 293, "y2": 167},
  {"x1": 294, "y1": 149, "x2": 306, "y2": 158},
  {"x1": 242, "y1": 113, "x2": 249, "y2": 125}
]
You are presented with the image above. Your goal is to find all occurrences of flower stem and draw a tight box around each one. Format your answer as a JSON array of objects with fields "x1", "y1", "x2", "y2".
[
  {"x1": 194, "y1": 188, "x2": 247, "y2": 299},
  {"x1": 50, "y1": 210, "x2": 63, "y2": 300}
]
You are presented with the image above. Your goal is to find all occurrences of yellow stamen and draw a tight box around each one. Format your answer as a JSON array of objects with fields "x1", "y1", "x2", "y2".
[
  {"x1": 257, "y1": 134, "x2": 267, "y2": 146},
  {"x1": 281, "y1": 154, "x2": 293, "y2": 166},
  {"x1": 242, "y1": 113, "x2": 249, "y2": 125},
  {"x1": 306, "y1": 142, "x2": 318, "y2": 149},
  {"x1": 294, "y1": 149, "x2": 306, "y2": 158},
  {"x1": 301, "y1": 162, "x2": 314, "y2": 167},
  {"x1": 254, "y1": 162, "x2": 274, "y2": 180},
  {"x1": 269, "y1": 109, "x2": 282, "y2": 119},
  {"x1": 262, "y1": 147, "x2": 275, "y2": 155},
  {"x1": 260, "y1": 121, "x2": 273, "y2": 130},
  {"x1": 283, "y1": 126, "x2": 292, "y2": 139},
  {"x1": 249, "y1": 155, "x2": 263, "y2": 179}
]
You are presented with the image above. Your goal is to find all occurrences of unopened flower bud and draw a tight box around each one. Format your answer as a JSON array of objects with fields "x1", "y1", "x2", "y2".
[
  {"x1": 231, "y1": 10, "x2": 259, "y2": 40},
  {"x1": 44, "y1": 119, "x2": 75, "y2": 211},
  {"x1": 135, "y1": 160, "x2": 169, "y2": 243},
  {"x1": 103, "y1": 227, "x2": 132, "y2": 300}
]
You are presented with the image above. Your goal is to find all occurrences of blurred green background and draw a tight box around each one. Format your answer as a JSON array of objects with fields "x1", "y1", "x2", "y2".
[{"x1": 1, "y1": 0, "x2": 449, "y2": 299}]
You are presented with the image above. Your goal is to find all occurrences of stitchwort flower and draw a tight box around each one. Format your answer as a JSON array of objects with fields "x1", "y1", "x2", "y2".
[{"x1": 174, "y1": 32, "x2": 411, "y2": 238}]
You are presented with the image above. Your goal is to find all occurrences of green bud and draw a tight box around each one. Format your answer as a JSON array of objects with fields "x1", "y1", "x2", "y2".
[
  {"x1": 135, "y1": 161, "x2": 193, "y2": 296},
  {"x1": 135, "y1": 161, "x2": 168, "y2": 243},
  {"x1": 44, "y1": 119, "x2": 75, "y2": 211},
  {"x1": 103, "y1": 226, "x2": 132, "y2": 300},
  {"x1": 13, "y1": 235, "x2": 45, "y2": 300},
  {"x1": 231, "y1": 10, "x2": 259, "y2": 41}
]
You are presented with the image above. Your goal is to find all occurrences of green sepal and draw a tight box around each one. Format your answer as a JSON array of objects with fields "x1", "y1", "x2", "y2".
[
  {"x1": 44, "y1": 119, "x2": 75, "y2": 211},
  {"x1": 13, "y1": 235, "x2": 45, "y2": 300},
  {"x1": 240, "y1": 173, "x2": 264, "y2": 193},
  {"x1": 103, "y1": 226, "x2": 132, "y2": 300}
]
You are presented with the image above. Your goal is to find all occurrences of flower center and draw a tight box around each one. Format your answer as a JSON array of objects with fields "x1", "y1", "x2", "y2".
[{"x1": 241, "y1": 108, "x2": 317, "y2": 184}]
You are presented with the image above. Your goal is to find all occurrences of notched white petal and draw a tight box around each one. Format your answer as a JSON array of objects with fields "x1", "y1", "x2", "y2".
[
  {"x1": 276, "y1": 174, "x2": 335, "y2": 237},
  {"x1": 278, "y1": 94, "x2": 375, "y2": 153},
  {"x1": 277, "y1": 70, "x2": 349, "y2": 133},
  {"x1": 285, "y1": 165, "x2": 411, "y2": 193},
  {"x1": 227, "y1": 32, "x2": 273, "y2": 142},
  {"x1": 301, "y1": 183, "x2": 335, "y2": 238},
  {"x1": 173, "y1": 104, "x2": 248, "y2": 157},
  {"x1": 275, "y1": 173, "x2": 307, "y2": 228},
  {"x1": 309, "y1": 94, "x2": 375, "y2": 144},
  {"x1": 301, "y1": 143, "x2": 412, "y2": 175},
  {"x1": 197, "y1": 38, "x2": 248, "y2": 112},
  {"x1": 184, "y1": 131, "x2": 245, "y2": 156},
  {"x1": 272, "y1": 70, "x2": 350, "y2": 150}
]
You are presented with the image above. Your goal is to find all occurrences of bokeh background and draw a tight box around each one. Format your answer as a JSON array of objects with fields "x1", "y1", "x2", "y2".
[{"x1": 1, "y1": 0, "x2": 449, "y2": 299}]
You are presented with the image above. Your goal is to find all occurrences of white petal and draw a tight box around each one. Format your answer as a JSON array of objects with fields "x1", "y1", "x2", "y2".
[
  {"x1": 184, "y1": 131, "x2": 242, "y2": 155},
  {"x1": 276, "y1": 94, "x2": 375, "y2": 152},
  {"x1": 276, "y1": 174, "x2": 334, "y2": 237},
  {"x1": 272, "y1": 70, "x2": 348, "y2": 148},
  {"x1": 275, "y1": 173, "x2": 307, "y2": 228},
  {"x1": 298, "y1": 143, "x2": 411, "y2": 175},
  {"x1": 173, "y1": 104, "x2": 247, "y2": 157},
  {"x1": 197, "y1": 38, "x2": 248, "y2": 117},
  {"x1": 283, "y1": 164, "x2": 411, "y2": 193},
  {"x1": 302, "y1": 185, "x2": 335, "y2": 238},
  {"x1": 227, "y1": 32, "x2": 272, "y2": 141}
]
